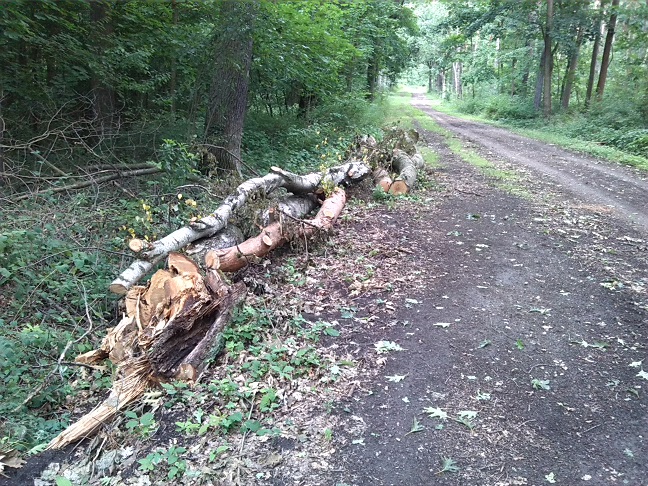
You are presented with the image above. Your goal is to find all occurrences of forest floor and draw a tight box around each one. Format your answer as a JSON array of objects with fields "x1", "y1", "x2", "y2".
[{"x1": 4, "y1": 95, "x2": 648, "y2": 486}]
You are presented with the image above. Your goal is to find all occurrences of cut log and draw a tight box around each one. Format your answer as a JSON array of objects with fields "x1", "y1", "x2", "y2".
[
  {"x1": 110, "y1": 161, "x2": 370, "y2": 295},
  {"x1": 207, "y1": 188, "x2": 347, "y2": 273},
  {"x1": 48, "y1": 253, "x2": 246, "y2": 450},
  {"x1": 389, "y1": 149, "x2": 418, "y2": 195},
  {"x1": 373, "y1": 168, "x2": 393, "y2": 192}
]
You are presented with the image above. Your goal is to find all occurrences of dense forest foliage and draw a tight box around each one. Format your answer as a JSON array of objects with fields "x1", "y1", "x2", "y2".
[{"x1": 408, "y1": 0, "x2": 648, "y2": 160}]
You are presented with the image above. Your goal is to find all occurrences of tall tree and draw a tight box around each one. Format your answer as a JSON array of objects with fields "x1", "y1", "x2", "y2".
[
  {"x1": 542, "y1": 0, "x2": 554, "y2": 116},
  {"x1": 596, "y1": 0, "x2": 620, "y2": 100},
  {"x1": 585, "y1": 0, "x2": 605, "y2": 106},
  {"x1": 204, "y1": 0, "x2": 259, "y2": 174}
]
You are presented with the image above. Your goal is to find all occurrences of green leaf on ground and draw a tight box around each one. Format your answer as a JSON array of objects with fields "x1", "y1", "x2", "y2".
[{"x1": 424, "y1": 407, "x2": 448, "y2": 421}]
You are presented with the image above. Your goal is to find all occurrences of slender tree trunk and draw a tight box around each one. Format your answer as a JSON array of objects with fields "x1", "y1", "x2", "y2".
[
  {"x1": 170, "y1": 0, "x2": 179, "y2": 115},
  {"x1": 427, "y1": 62, "x2": 433, "y2": 93},
  {"x1": 453, "y1": 62, "x2": 463, "y2": 99},
  {"x1": 586, "y1": 0, "x2": 605, "y2": 107},
  {"x1": 89, "y1": 0, "x2": 116, "y2": 131},
  {"x1": 204, "y1": 0, "x2": 258, "y2": 175},
  {"x1": 366, "y1": 55, "x2": 379, "y2": 101},
  {"x1": 596, "y1": 0, "x2": 619, "y2": 100},
  {"x1": 543, "y1": 0, "x2": 554, "y2": 117},
  {"x1": 436, "y1": 72, "x2": 444, "y2": 93},
  {"x1": 561, "y1": 28, "x2": 583, "y2": 110},
  {"x1": 534, "y1": 46, "x2": 546, "y2": 110},
  {"x1": 0, "y1": 94, "x2": 5, "y2": 185}
]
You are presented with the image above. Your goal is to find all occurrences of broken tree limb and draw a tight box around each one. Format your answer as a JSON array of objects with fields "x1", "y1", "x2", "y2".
[
  {"x1": 48, "y1": 254, "x2": 246, "y2": 450},
  {"x1": 110, "y1": 161, "x2": 369, "y2": 295},
  {"x1": 389, "y1": 149, "x2": 418, "y2": 195},
  {"x1": 207, "y1": 188, "x2": 347, "y2": 273},
  {"x1": 14, "y1": 167, "x2": 162, "y2": 202}
]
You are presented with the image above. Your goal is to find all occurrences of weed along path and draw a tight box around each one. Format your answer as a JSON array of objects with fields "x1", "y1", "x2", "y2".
[{"x1": 331, "y1": 98, "x2": 648, "y2": 485}]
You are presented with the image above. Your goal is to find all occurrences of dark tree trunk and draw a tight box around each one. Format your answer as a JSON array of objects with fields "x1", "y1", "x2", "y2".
[
  {"x1": 543, "y1": 0, "x2": 554, "y2": 117},
  {"x1": 596, "y1": 0, "x2": 619, "y2": 101},
  {"x1": 89, "y1": 1, "x2": 116, "y2": 131},
  {"x1": 170, "y1": 0, "x2": 179, "y2": 115},
  {"x1": 366, "y1": 56, "x2": 379, "y2": 101},
  {"x1": 586, "y1": 0, "x2": 605, "y2": 107},
  {"x1": 427, "y1": 62, "x2": 433, "y2": 93},
  {"x1": 204, "y1": 0, "x2": 258, "y2": 175},
  {"x1": 453, "y1": 62, "x2": 463, "y2": 99},
  {"x1": 561, "y1": 28, "x2": 584, "y2": 109}
]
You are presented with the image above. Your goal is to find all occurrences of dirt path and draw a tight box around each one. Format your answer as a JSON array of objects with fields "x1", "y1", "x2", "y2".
[
  {"x1": 411, "y1": 94, "x2": 648, "y2": 235},
  {"x1": 332, "y1": 98, "x2": 648, "y2": 485}
]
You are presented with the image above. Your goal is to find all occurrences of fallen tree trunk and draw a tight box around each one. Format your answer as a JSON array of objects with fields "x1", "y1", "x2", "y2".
[
  {"x1": 389, "y1": 149, "x2": 418, "y2": 195},
  {"x1": 110, "y1": 162, "x2": 370, "y2": 294},
  {"x1": 207, "y1": 188, "x2": 347, "y2": 272},
  {"x1": 48, "y1": 253, "x2": 246, "y2": 450}
]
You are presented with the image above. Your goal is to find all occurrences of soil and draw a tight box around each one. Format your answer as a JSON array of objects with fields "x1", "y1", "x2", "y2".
[
  {"x1": 331, "y1": 95, "x2": 648, "y2": 486},
  {"x1": 4, "y1": 95, "x2": 647, "y2": 486}
]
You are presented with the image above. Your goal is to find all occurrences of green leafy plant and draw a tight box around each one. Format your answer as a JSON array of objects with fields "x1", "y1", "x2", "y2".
[{"x1": 124, "y1": 411, "x2": 157, "y2": 438}]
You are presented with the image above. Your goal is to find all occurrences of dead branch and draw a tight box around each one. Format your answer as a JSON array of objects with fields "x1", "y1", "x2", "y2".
[{"x1": 13, "y1": 167, "x2": 162, "y2": 202}]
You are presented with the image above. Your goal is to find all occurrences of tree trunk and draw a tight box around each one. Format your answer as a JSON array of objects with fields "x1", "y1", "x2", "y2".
[
  {"x1": 427, "y1": 62, "x2": 433, "y2": 93},
  {"x1": 534, "y1": 46, "x2": 546, "y2": 110},
  {"x1": 89, "y1": 0, "x2": 116, "y2": 132},
  {"x1": 389, "y1": 149, "x2": 419, "y2": 195},
  {"x1": 453, "y1": 62, "x2": 463, "y2": 99},
  {"x1": 586, "y1": 0, "x2": 605, "y2": 107},
  {"x1": 561, "y1": 28, "x2": 584, "y2": 109},
  {"x1": 543, "y1": 0, "x2": 554, "y2": 117},
  {"x1": 367, "y1": 55, "x2": 379, "y2": 101},
  {"x1": 596, "y1": 0, "x2": 619, "y2": 101},
  {"x1": 204, "y1": 0, "x2": 258, "y2": 175},
  {"x1": 170, "y1": 0, "x2": 179, "y2": 115}
]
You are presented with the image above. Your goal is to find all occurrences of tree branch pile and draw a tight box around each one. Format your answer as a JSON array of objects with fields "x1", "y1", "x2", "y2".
[
  {"x1": 49, "y1": 129, "x2": 424, "y2": 449},
  {"x1": 352, "y1": 128, "x2": 426, "y2": 195}
]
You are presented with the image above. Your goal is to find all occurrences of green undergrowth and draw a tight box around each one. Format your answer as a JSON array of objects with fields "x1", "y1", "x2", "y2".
[
  {"x1": 244, "y1": 95, "x2": 386, "y2": 174},
  {"x1": 426, "y1": 92, "x2": 648, "y2": 172}
]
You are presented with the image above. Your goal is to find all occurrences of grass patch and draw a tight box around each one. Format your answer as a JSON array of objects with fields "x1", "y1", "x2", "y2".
[
  {"x1": 425, "y1": 92, "x2": 648, "y2": 172},
  {"x1": 419, "y1": 147, "x2": 441, "y2": 168}
]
